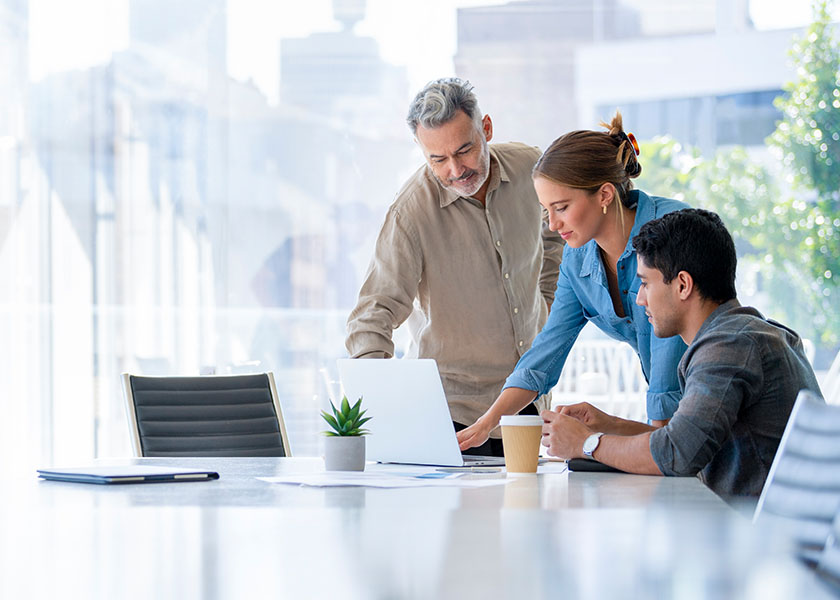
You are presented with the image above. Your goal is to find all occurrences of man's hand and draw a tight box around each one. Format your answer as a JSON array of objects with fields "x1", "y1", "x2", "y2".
[
  {"x1": 456, "y1": 416, "x2": 496, "y2": 451},
  {"x1": 557, "y1": 402, "x2": 613, "y2": 431},
  {"x1": 540, "y1": 409, "x2": 593, "y2": 459}
]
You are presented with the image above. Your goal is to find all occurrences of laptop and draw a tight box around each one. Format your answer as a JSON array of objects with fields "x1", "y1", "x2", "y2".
[{"x1": 336, "y1": 358, "x2": 505, "y2": 467}]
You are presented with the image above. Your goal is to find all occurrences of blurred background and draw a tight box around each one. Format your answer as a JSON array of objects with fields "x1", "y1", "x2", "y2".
[{"x1": 1, "y1": 0, "x2": 837, "y2": 470}]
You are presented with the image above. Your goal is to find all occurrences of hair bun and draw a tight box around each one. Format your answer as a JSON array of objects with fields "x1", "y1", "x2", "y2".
[
  {"x1": 599, "y1": 111, "x2": 625, "y2": 137},
  {"x1": 626, "y1": 157, "x2": 642, "y2": 178}
]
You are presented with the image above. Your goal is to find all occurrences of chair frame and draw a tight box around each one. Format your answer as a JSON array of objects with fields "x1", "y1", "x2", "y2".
[
  {"x1": 121, "y1": 372, "x2": 292, "y2": 458},
  {"x1": 551, "y1": 339, "x2": 648, "y2": 421},
  {"x1": 753, "y1": 389, "x2": 831, "y2": 523},
  {"x1": 825, "y1": 349, "x2": 840, "y2": 405}
]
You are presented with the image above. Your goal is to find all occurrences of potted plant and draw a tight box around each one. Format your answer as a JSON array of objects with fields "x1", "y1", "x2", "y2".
[{"x1": 321, "y1": 395, "x2": 371, "y2": 471}]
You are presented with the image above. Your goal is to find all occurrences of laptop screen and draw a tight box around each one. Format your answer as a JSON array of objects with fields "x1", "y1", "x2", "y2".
[{"x1": 336, "y1": 358, "x2": 467, "y2": 466}]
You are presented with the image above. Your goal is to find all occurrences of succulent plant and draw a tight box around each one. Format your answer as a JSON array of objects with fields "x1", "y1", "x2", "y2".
[{"x1": 321, "y1": 395, "x2": 371, "y2": 436}]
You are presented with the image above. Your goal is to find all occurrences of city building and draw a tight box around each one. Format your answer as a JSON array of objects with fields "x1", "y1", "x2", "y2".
[{"x1": 455, "y1": 0, "x2": 798, "y2": 154}]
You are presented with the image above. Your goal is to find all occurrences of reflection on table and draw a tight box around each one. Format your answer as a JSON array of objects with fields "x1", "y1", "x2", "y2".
[{"x1": 1, "y1": 458, "x2": 833, "y2": 599}]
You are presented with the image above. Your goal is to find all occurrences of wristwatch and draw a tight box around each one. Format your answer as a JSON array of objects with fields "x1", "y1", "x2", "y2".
[{"x1": 582, "y1": 432, "x2": 605, "y2": 457}]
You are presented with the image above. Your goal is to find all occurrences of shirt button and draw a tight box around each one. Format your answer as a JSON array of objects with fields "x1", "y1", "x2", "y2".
[
  {"x1": 519, "y1": 341, "x2": 524, "y2": 347},
  {"x1": 496, "y1": 240, "x2": 501, "y2": 246},
  {"x1": 622, "y1": 289, "x2": 628, "y2": 294},
  {"x1": 504, "y1": 273, "x2": 510, "y2": 279},
  {"x1": 513, "y1": 307, "x2": 519, "y2": 314},
  {"x1": 626, "y1": 319, "x2": 631, "y2": 324},
  {"x1": 620, "y1": 265, "x2": 625, "y2": 270}
]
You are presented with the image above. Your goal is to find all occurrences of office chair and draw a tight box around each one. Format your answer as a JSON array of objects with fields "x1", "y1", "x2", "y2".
[
  {"x1": 824, "y1": 348, "x2": 840, "y2": 405},
  {"x1": 122, "y1": 372, "x2": 291, "y2": 457},
  {"x1": 817, "y1": 509, "x2": 840, "y2": 589},
  {"x1": 753, "y1": 389, "x2": 840, "y2": 564}
]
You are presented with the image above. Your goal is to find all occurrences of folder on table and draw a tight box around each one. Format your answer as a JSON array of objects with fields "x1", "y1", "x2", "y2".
[{"x1": 37, "y1": 465, "x2": 220, "y2": 485}]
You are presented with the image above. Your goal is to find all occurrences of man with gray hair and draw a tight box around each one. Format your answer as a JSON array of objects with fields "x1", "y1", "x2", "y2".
[{"x1": 345, "y1": 78, "x2": 564, "y2": 456}]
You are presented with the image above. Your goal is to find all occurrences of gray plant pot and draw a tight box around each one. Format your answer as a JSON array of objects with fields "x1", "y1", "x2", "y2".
[{"x1": 324, "y1": 436, "x2": 366, "y2": 471}]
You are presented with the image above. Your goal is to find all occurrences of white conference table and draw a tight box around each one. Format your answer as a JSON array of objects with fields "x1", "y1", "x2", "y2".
[{"x1": 2, "y1": 457, "x2": 835, "y2": 600}]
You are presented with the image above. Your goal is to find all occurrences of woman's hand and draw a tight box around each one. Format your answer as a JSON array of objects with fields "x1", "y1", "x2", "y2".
[
  {"x1": 457, "y1": 387, "x2": 539, "y2": 451},
  {"x1": 456, "y1": 415, "x2": 497, "y2": 451}
]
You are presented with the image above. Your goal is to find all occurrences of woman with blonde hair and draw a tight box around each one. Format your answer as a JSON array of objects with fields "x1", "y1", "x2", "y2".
[{"x1": 458, "y1": 112, "x2": 689, "y2": 450}]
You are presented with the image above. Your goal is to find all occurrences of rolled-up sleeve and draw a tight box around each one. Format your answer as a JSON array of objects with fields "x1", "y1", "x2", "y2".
[
  {"x1": 504, "y1": 261, "x2": 586, "y2": 396},
  {"x1": 645, "y1": 333, "x2": 688, "y2": 420},
  {"x1": 345, "y1": 207, "x2": 421, "y2": 359},
  {"x1": 649, "y1": 333, "x2": 761, "y2": 476}
]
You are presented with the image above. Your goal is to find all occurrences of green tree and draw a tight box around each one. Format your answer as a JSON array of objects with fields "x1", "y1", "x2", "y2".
[
  {"x1": 771, "y1": 0, "x2": 840, "y2": 204},
  {"x1": 766, "y1": 0, "x2": 840, "y2": 344},
  {"x1": 635, "y1": 0, "x2": 840, "y2": 345}
]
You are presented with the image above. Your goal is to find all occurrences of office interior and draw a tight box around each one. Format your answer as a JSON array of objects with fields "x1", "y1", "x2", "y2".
[{"x1": 2, "y1": 0, "x2": 840, "y2": 598}]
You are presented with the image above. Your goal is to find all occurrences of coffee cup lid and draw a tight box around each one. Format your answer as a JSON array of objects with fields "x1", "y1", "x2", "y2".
[{"x1": 500, "y1": 415, "x2": 544, "y2": 427}]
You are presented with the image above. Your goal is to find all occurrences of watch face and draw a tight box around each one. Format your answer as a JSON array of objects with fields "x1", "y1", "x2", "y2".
[{"x1": 583, "y1": 433, "x2": 601, "y2": 455}]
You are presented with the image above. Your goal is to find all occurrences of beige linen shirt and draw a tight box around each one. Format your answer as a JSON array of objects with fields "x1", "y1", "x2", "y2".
[{"x1": 346, "y1": 143, "x2": 564, "y2": 428}]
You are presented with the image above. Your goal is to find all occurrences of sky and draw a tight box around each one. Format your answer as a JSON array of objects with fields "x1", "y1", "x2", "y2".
[{"x1": 27, "y1": 0, "x2": 837, "y2": 103}]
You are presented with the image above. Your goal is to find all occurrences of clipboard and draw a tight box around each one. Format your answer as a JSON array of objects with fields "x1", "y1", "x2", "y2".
[{"x1": 37, "y1": 465, "x2": 220, "y2": 485}]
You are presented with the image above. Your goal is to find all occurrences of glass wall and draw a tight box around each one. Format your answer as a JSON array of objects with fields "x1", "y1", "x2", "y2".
[
  {"x1": 1, "y1": 0, "x2": 836, "y2": 471},
  {"x1": 605, "y1": 90, "x2": 784, "y2": 157}
]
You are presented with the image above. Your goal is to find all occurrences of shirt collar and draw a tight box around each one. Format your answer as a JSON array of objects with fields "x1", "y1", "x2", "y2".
[
  {"x1": 436, "y1": 146, "x2": 505, "y2": 208},
  {"x1": 627, "y1": 190, "x2": 653, "y2": 240},
  {"x1": 578, "y1": 189, "x2": 651, "y2": 279},
  {"x1": 693, "y1": 298, "x2": 742, "y2": 341}
]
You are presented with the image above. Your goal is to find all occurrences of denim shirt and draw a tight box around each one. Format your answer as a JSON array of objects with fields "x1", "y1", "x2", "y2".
[{"x1": 503, "y1": 190, "x2": 689, "y2": 420}]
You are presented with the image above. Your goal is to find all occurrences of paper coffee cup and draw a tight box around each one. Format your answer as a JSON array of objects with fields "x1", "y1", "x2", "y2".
[{"x1": 500, "y1": 415, "x2": 544, "y2": 474}]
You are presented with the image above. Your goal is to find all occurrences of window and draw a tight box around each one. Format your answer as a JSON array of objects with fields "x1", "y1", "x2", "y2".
[{"x1": 1, "y1": 0, "x2": 833, "y2": 471}]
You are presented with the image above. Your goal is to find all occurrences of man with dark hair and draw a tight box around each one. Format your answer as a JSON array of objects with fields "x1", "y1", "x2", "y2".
[
  {"x1": 541, "y1": 208, "x2": 823, "y2": 501},
  {"x1": 630, "y1": 208, "x2": 737, "y2": 304},
  {"x1": 346, "y1": 78, "x2": 564, "y2": 456}
]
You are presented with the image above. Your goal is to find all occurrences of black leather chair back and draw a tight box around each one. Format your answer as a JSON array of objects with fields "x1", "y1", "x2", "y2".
[{"x1": 123, "y1": 373, "x2": 290, "y2": 457}]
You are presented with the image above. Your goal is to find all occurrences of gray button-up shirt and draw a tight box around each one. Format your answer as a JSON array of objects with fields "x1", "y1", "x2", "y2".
[
  {"x1": 649, "y1": 299, "x2": 823, "y2": 500},
  {"x1": 345, "y1": 143, "x2": 565, "y2": 427}
]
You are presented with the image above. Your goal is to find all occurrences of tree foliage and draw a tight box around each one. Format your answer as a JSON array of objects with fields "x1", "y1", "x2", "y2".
[
  {"x1": 635, "y1": 0, "x2": 840, "y2": 346},
  {"x1": 767, "y1": 0, "x2": 840, "y2": 346},
  {"x1": 770, "y1": 0, "x2": 840, "y2": 205}
]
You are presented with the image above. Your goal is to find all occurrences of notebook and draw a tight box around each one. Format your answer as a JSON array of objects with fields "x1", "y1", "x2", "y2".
[
  {"x1": 336, "y1": 358, "x2": 505, "y2": 467},
  {"x1": 37, "y1": 465, "x2": 220, "y2": 484}
]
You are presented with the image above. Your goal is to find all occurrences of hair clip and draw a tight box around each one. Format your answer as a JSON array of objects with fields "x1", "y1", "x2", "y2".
[
  {"x1": 618, "y1": 131, "x2": 640, "y2": 157},
  {"x1": 627, "y1": 132, "x2": 640, "y2": 156}
]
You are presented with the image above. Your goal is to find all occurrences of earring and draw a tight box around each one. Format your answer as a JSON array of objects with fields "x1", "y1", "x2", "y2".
[{"x1": 602, "y1": 205, "x2": 607, "y2": 215}]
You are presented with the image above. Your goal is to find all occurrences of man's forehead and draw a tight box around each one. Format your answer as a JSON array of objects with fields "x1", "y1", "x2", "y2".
[
  {"x1": 637, "y1": 256, "x2": 657, "y2": 276},
  {"x1": 416, "y1": 113, "x2": 478, "y2": 153}
]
